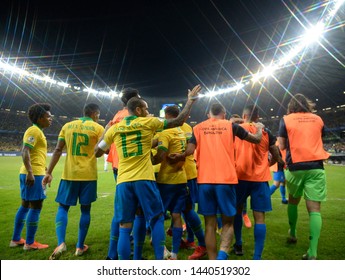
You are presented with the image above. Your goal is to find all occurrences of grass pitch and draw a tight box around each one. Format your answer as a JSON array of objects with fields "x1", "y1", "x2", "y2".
[{"x1": 0, "y1": 156, "x2": 344, "y2": 260}]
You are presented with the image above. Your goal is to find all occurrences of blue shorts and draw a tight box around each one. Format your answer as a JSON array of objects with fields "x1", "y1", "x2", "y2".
[
  {"x1": 157, "y1": 183, "x2": 187, "y2": 214},
  {"x1": 187, "y1": 178, "x2": 199, "y2": 204},
  {"x1": 236, "y1": 180, "x2": 272, "y2": 212},
  {"x1": 56, "y1": 180, "x2": 97, "y2": 206},
  {"x1": 273, "y1": 171, "x2": 285, "y2": 182},
  {"x1": 115, "y1": 180, "x2": 164, "y2": 223},
  {"x1": 198, "y1": 184, "x2": 237, "y2": 217},
  {"x1": 19, "y1": 174, "x2": 46, "y2": 201}
]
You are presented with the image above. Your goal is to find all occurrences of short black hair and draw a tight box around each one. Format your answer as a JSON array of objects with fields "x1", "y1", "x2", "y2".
[
  {"x1": 231, "y1": 113, "x2": 241, "y2": 119},
  {"x1": 164, "y1": 105, "x2": 180, "y2": 118},
  {"x1": 127, "y1": 97, "x2": 146, "y2": 114},
  {"x1": 121, "y1": 88, "x2": 140, "y2": 106},
  {"x1": 28, "y1": 103, "x2": 51, "y2": 124},
  {"x1": 243, "y1": 105, "x2": 259, "y2": 121},
  {"x1": 83, "y1": 103, "x2": 100, "y2": 117},
  {"x1": 210, "y1": 103, "x2": 225, "y2": 116}
]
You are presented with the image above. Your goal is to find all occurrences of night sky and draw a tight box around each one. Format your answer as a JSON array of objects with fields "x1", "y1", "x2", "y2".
[{"x1": 1, "y1": 0, "x2": 345, "y2": 120}]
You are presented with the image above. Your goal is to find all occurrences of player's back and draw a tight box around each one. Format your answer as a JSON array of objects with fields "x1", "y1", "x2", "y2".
[
  {"x1": 110, "y1": 116, "x2": 165, "y2": 184},
  {"x1": 156, "y1": 127, "x2": 187, "y2": 184},
  {"x1": 235, "y1": 122, "x2": 270, "y2": 182},
  {"x1": 283, "y1": 112, "x2": 329, "y2": 163},
  {"x1": 194, "y1": 118, "x2": 237, "y2": 184},
  {"x1": 59, "y1": 118, "x2": 104, "y2": 181}
]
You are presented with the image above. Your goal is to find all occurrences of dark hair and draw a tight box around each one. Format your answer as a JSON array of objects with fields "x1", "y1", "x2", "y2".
[
  {"x1": 121, "y1": 88, "x2": 140, "y2": 106},
  {"x1": 231, "y1": 113, "x2": 241, "y2": 118},
  {"x1": 243, "y1": 105, "x2": 259, "y2": 121},
  {"x1": 127, "y1": 97, "x2": 146, "y2": 114},
  {"x1": 28, "y1": 103, "x2": 51, "y2": 124},
  {"x1": 164, "y1": 105, "x2": 180, "y2": 118},
  {"x1": 287, "y1": 93, "x2": 315, "y2": 114},
  {"x1": 83, "y1": 103, "x2": 100, "y2": 117},
  {"x1": 210, "y1": 103, "x2": 225, "y2": 116}
]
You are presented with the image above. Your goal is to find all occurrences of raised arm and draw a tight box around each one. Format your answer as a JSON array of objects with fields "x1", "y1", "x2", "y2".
[{"x1": 165, "y1": 85, "x2": 201, "y2": 129}]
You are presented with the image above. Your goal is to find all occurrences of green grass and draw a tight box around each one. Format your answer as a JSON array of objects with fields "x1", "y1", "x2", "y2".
[{"x1": 0, "y1": 157, "x2": 344, "y2": 260}]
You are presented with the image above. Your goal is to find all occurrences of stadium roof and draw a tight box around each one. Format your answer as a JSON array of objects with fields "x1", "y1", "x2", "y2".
[{"x1": 1, "y1": 0, "x2": 345, "y2": 119}]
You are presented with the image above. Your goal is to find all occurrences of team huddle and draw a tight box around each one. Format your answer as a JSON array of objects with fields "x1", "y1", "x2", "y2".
[{"x1": 10, "y1": 84, "x2": 329, "y2": 260}]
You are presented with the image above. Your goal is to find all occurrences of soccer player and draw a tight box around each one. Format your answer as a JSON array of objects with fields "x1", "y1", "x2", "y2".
[
  {"x1": 95, "y1": 84, "x2": 201, "y2": 260},
  {"x1": 10, "y1": 103, "x2": 52, "y2": 250},
  {"x1": 43, "y1": 103, "x2": 104, "y2": 260},
  {"x1": 269, "y1": 141, "x2": 288, "y2": 204},
  {"x1": 169, "y1": 103, "x2": 264, "y2": 260},
  {"x1": 151, "y1": 106, "x2": 188, "y2": 260},
  {"x1": 216, "y1": 114, "x2": 252, "y2": 231},
  {"x1": 231, "y1": 114, "x2": 252, "y2": 228},
  {"x1": 108, "y1": 87, "x2": 141, "y2": 181},
  {"x1": 278, "y1": 94, "x2": 329, "y2": 260},
  {"x1": 179, "y1": 116, "x2": 207, "y2": 260},
  {"x1": 105, "y1": 87, "x2": 140, "y2": 260},
  {"x1": 233, "y1": 105, "x2": 282, "y2": 260}
]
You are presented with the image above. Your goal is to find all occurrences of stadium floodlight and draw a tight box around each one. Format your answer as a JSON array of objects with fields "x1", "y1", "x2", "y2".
[
  {"x1": 0, "y1": 61, "x2": 30, "y2": 76},
  {"x1": 204, "y1": 0, "x2": 343, "y2": 98},
  {"x1": 1, "y1": 58, "x2": 122, "y2": 99},
  {"x1": 200, "y1": 82, "x2": 245, "y2": 99},
  {"x1": 0, "y1": 0, "x2": 344, "y2": 100},
  {"x1": 83, "y1": 87, "x2": 99, "y2": 95},
  {"x1": 108, "y1": 91, "x2": 119, "y2": 97},
  {"x1": 327, "y1": 0, "x2": 345, "y2": 18},
  {"x1": 57, "y1": 81, "x2": 70, "y2": 88},
  {"x1": 43, "y1": 76, "x2": 57, "y2": 84},
  {"x1": 251, "y1": 64, "x2": 278, "y2": 83},
  {"x1": 31, "y1": 73, "x2": 46, "y2": 81},
  {"x1": 301, "y1": 22, "x2": 325, "y2": 46}
]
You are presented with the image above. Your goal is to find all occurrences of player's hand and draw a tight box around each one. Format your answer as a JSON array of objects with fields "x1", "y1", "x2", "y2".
[
  {"x1": 255, "y1": 122, "x2": 265, "y2": 130},
  {"x1": 188, "y1": 84, "x2": 201, "y2": 101},
  {"x1": 25, "y1": 172, "x2": 35, "y2": 187},
  {"x1": 105, "y1": 121, "x2": 113, "y2": 130},
  {"x1": 167, "y1": 153, "x2": 186, "y2": 164},
  {"x1": 42, "y1": 174, "x2": 53, "y2": 188}
]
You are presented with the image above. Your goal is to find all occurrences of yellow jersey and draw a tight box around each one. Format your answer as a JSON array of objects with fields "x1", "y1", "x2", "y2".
[
  {"x1": 152, "y1": 132, "x2": 161, "y2": 174},
  {"x1": 59, "y1": 117, "x2": 104, "y2": 181},
  {"x1": 20, "y1": 125, "x2": 47, "y2": 176},
  {"x1": 181, "y1": 123, "x2": 197, "y2": 180},
  {"x1": 156, "y1": 126, "x2": 187, "y2": 184},
  {"x1": 103, "y1": 116, "x2": 167, "y2": 184}
]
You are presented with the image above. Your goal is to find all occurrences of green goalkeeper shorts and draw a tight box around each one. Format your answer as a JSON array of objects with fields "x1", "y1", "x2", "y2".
[{"x1": 285, "y1": 169, "x2": 327, "y2": 202}]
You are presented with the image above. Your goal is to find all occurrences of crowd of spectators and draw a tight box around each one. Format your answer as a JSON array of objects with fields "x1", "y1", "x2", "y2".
[
  {"x1": 1, "y1": 107, "x2": 344, "y2": 154},
  {"x1": 0, "y1": 110, "x2": 108, "y2": 152}
]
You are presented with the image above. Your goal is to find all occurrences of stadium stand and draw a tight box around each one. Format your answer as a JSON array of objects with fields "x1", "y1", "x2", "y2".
[{"x1": 1, "y1": 106, "x2": 344, "y2": 162}]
